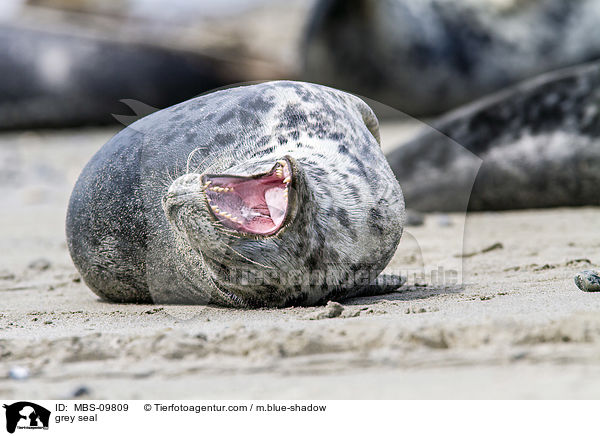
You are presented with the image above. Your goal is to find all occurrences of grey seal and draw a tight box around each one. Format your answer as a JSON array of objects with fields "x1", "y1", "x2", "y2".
[
  {"x1": 387, "y1": 61, "x2": 600, "y2": 211},
  {"x1": 0, "y1": 24, "x2": 230, "y2": 130},
  {"x1": 303, "y1": 0, "x2": 600, "y2": 115},
  {"x1": 66, "y1": 80, "x2": 405, "y2": 307}
]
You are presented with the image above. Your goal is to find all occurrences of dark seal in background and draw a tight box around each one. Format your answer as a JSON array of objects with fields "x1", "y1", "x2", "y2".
[{"x1": 303, "y1": 0, "x2": 600, "y2": 116}]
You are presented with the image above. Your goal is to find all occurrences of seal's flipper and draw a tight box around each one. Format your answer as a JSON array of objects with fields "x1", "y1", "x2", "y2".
[{"x1": 352, "y1": 274, "x2": 406, "y2": 298}]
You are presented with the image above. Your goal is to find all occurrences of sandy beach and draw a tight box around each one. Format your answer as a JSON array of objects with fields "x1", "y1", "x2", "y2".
[{"x1": 1, "y1": 124, "x2": 599, "y2": 399}]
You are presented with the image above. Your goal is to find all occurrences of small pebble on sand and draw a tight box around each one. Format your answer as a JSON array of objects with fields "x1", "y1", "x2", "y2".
[
  {"x1": 71, "y1": 385, "x2": 91, "y2": 398},
  {"x1": 574, "y1": 270, "x2": 600, "y2": 292},
  {"x1": 9, "y1": 366, "x2": 30, "y2": 380},
  {"x1": 308, "y1": 301, "x2": 344, "y2": 320}
]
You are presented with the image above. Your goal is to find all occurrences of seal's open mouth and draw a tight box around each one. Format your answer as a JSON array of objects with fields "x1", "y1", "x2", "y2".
[{"x1": 202, "y1": 159, "x2": 292, "y2": 236}]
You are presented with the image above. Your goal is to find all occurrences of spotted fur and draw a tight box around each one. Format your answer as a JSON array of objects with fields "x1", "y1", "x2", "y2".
[
  {"x1": 66, "y1": 81, "x2": 405, "y2": 307},
  {"x1": 304, "y1": 0, "x2": 600, "y2": 115},
  {"x1": 387, "y1": 61, "x2": 600, "y2": 211}
]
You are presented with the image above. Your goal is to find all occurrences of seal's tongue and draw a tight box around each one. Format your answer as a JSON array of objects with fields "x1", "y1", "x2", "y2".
[{"x1": 203, "y1": 160, "x2": 292, "y2": 235}]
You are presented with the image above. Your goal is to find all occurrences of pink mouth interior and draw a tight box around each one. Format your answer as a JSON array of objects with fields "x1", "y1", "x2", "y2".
[{"x1": 204, "y1": 160, "x2": 292, "y2": 235}]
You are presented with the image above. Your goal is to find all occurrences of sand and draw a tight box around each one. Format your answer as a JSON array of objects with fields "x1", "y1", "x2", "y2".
[{"x1": 1, "y1": 124, "x2": 599, "y2": 399}]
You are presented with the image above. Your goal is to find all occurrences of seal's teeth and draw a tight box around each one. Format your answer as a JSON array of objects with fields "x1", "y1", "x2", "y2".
[
  {"x1": 208, "y1": 186, "x2": 229, "y2": 192},
  {"x1": 275, "y1": 160, "x2": 287, "y2": 178},
  {"x1": 212, "y1": 208, "x2": 240, "y2": 223},
  {"x1": 283, "y1": 188, "x2": 288, "y2": 198},
  {"x1": 283, "y1": 176, "x2": 291, "y2": 184}
]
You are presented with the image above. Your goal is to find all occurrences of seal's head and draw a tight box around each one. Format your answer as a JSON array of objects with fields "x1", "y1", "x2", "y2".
[{"x1": 162, "y1": 155, "x2": 323, "y2": 307}]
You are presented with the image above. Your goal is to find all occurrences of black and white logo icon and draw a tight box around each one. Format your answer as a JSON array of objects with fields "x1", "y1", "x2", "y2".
[{"x1": 3, "y1": 402, "x2": 50, "y2": 434}]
